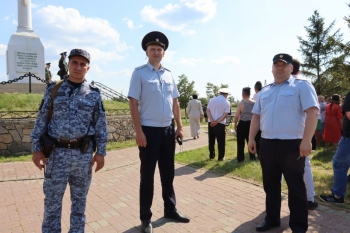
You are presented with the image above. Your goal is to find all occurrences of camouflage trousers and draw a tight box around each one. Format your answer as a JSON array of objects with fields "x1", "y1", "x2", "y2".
[{"x1": 42, "y1": 147, "x2": 92, "y2": 233}]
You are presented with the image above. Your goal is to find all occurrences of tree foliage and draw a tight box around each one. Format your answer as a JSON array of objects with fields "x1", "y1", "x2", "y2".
[
  {"x1": 206, "y1": 83, "x2": 229, "y2": 100},
  {"x1": 176, "y1": 74, "x2": 196, "y2": 111},
  {"x1": 297, "y1": 10, "x2": 344, "y2": 95}
]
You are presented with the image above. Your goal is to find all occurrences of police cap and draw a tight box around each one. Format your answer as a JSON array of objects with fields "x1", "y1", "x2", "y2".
[
  {"x1": 60, "y1": 51, "x2": 67, "y2": 56},
  {"x1": 45, "y1": 62, "x2": 51, "y2": 66},
  {"x1": 68, "y1": 49, "x2": 90, "y2": 63},
  {"x1": 142, "y1": 31, "x2": 169, "y2": 51},
  {"x1": 273, "y1": 53, "x2": 293, "y2": 64}
]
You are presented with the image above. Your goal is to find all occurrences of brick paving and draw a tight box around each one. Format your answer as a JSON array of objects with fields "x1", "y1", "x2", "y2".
[{"x1": 0, "y1": 126, "x2": 350, "y2": 232}]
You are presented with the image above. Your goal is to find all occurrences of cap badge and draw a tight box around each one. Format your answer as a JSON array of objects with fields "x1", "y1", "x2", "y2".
[
  {"x1": 156, "y1": 38, "x2": 159, "y2": 42},
  {"x1": 280, "y1": 55, "x2": 283, "y2": 58}
]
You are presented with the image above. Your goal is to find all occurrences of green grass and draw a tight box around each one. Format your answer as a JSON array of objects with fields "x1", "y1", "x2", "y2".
[
  {"x1": 175, "y1": 134, "x2": 350, "y2": 208},
  {"x1": 0, "y1": 93, "x2": 129, "y2": 111}
]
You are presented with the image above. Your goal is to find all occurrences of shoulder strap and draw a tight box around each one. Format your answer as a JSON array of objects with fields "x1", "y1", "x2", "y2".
[{"x1": 48, "y1": 80, "x2": 64, "y2": 121}]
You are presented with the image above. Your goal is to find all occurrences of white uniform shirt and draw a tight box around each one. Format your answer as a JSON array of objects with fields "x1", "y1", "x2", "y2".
[{"x1": 207, "y1": 95, "x2": 230, "y2": 124}]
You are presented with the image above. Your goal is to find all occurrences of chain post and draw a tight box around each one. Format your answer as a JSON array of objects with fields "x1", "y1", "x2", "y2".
[{"x1": 28, "y1": 72, "x2": 32, "y2": 93}]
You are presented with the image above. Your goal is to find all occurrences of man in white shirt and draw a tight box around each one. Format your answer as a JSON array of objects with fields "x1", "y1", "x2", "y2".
[{"x1": 206, "y1": 88, "x2": 231, "y2": 161}]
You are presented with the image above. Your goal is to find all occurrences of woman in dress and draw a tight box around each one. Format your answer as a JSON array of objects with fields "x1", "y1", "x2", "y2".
[
  {"x1": 186, "y1": 94, "x2": 203, "y2": 139},
  {"x1": 323, "y1": 94, "x2": 343, "y2": 151}
]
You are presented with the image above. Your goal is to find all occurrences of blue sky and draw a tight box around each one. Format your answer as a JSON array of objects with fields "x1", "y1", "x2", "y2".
[{"x1": 0, "y1": 0, "x2": 349, "y2": 101}]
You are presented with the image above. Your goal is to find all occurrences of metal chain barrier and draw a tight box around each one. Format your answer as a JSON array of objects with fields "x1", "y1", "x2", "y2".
[{"x1": 0, "y1": 72, "x2": 49, "y2": 85}]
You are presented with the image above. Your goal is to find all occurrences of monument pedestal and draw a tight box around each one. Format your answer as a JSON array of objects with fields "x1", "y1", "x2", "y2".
[
  {"x1": 7, "y1": 32, "x2": 45, "y2": 83},
  {"x1": 6, "y1": 0, "x2": 45, "y2": 84}
]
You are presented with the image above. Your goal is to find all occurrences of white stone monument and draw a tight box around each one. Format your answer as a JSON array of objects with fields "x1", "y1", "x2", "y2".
[{"x1": 6, "y1": 0, "x2": 45, "y2": 84}]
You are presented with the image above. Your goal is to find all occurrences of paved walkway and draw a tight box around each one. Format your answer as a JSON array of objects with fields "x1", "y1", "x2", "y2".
[{"x1": 0, "y1": 126, "x2": 350, "y2": 233}]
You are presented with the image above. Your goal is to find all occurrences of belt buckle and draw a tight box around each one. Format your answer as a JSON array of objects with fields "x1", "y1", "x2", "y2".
[{"x1": 68, "y1": 139, "x2": 77, "y2": 149}]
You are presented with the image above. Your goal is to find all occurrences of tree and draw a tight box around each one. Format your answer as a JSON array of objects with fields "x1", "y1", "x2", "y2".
[
  {"x1": 176, "y1": 74, "x2": 196, "y2": 113},
  {"x1": 297, "y1": 10, "x2": 343, "y2": 95},
  {"x1": 206, "y1": 83, "x2": 229, "y2": 100}
]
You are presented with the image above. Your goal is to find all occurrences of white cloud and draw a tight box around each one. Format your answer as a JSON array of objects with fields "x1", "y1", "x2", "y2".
[
  {"x1": 0, "y1": 44, "x2": 7, "y2": 56},
  {"x1": 12, "y1": 19, "x2": 17, "y2": 25},
  {"x1": 162, "y1": 50, "x2": 177, "y2": 63},
  {"x1": 180, "y1": 0, "x2": 217, "y2": 22},
  {"x1": 123, "y1": 18, "x2": 142, "y2": 29},
  {"x1": 177, "y1": 57, "x2": 204, "y2": 67},
  {"x1": 140, "y1": 0, "x2": 217, "y2": 34},
  {"x1": 211, "y1": 56, "x2": 240, "y2": 65},
  {"x1": 4, "y1": 16, "x2": 10, "y2": 21},
  {"x1": 33, "y1": 5, "x2": 129, "y2": 63}
]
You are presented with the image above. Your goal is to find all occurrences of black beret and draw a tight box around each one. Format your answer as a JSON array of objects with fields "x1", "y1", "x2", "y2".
[
  {"x1": 273, "y1": 53, "x2": 293, "y2": 64},
  {"x1": 142, "y1": 31, "x2": 169, "y2": 51}
]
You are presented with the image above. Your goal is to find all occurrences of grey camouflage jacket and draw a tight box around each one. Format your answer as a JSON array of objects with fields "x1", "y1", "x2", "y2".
[{"x1": 31, "y1": 78, "x2": 108, "y2": 156}]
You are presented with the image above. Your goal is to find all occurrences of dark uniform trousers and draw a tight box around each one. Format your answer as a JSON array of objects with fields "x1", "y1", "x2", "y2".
[
  {"x1": 236, "y1": 120, "x2": 255, "y2": 161},
  {"x1": 260, "y1": 138, "x2": 308, "y2": 232},
  {"x1": 208, "y1": 123, "x2": 226, "y2": 160},
  {"x1": 139, "y1": 125, "x2": 177, "y2": 221}
]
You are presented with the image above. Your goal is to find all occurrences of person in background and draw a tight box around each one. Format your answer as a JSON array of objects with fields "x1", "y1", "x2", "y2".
[
  {"x1": 319, "y1": 90, "x2": 350, "y2": 204},
  {"x1": 317, "y1": 95, "x2": 327, "y2": 145},
  {"x1": 291, "y1": 58, "x2": 318, "y2": 210},
  {"x1": 253, "y1": 81, "x2": 263, "y2": 158},
  {"x1": 203, "y1": 104, "x2": 208, "y2": 122},
  {"x1": 186, "y1": 94, "x2": 204, "y2": 139},
  {"x1": 206, "y1": 88, "x2": 230, "y2": 161},
  {"x1": 234, "y1": 87, "x2": 256, "y2": 162},
  {"x1": 248, "y1": 54, "x2": 318, "y2": 232},
  {"x1": 45, "y1": 62, "x2": 52, "y2": 82},
  {"x1": 253, "y1": 81, "x2": 262, "y2": 101},
  {"x1": 128, "y1": 31, "x2": 190, "y2": 233},
  {"x1": 323, "y1": 94, "x2": 343, "y2": 151},
  {"x1": 57, "y1": 51, "x2": 68, "y2": 80}
]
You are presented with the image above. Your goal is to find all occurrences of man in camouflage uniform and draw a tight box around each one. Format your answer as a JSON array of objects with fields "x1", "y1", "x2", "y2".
[
  {"x1": 45, "y1": 62, "x2": 52, "y2": 82},
  {"x1": 31, "y1": 49, "x2": 108, "y2": 233},
  {"x1": 57, "y1": 51, "x2": 68, "y2": 80}
]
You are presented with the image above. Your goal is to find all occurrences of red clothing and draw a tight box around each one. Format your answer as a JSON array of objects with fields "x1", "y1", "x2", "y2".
[{"x1": 323, "y1": 103, "x2": 343, "y2": 143}]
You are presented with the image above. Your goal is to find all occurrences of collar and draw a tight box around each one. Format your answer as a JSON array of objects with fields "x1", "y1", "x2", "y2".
[
  {"x1": 146, "y1": 62, "x2": 164, "y2": 71},
  {"x1": 272, "y1": 75, "x2": 293, "y2": 86}
]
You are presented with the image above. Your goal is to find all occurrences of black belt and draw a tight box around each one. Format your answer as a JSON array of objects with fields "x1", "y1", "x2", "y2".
[{"x1": 53, "y1": 138, "x2": 82, "y2": 149}]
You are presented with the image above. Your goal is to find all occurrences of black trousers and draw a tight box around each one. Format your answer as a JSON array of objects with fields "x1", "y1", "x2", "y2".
[
  {"x1": 139, "y1": 125, "x2": 177, "y2": 221},
  {"x1": 236, "y1": 120, "x2": 256, "y2": 161},
  {"x1": 260, "y1": 138, "x2": 308, "y2": 232},
  {"x1": 208, "y1": 123, "x2": 226, "y2": 160},
  {"x1": 255, "y1": 130, "x2": 261, "y2": 159}
]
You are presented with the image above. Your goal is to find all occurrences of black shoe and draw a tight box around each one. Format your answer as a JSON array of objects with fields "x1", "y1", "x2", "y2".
[
  {"x1": 218, "y1": 157, "x2": 226, "y2": 161},
  {"x1": 308, "y1": 200, "x2": 318, "y2": 210},
  {"x1": 319, "y1": 194, "x2": 344, "y2": 204},
  {"x1": 209, "y1": 155, "x2": 215, "y2": 159},
  {"x1": 164, "y1": 210, "x2": 190, "y2": 223},
  {"x1": 141, "y1": 220, "x2": 153, "y2": 233},
  {"x1": 256, "y1": 221, "x2": 280, "y2": 232}
]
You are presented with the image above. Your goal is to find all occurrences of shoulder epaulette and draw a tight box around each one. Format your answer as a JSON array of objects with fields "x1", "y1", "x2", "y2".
[
  {"x1": 135, "y1": 64, "x2": 147, "y2": 70},
  {"x1": 262, "y1": 83, "x2": 273, "y2": 89}
]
